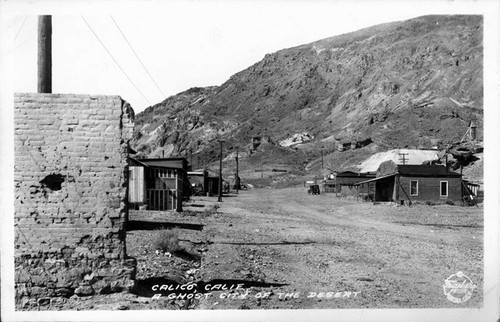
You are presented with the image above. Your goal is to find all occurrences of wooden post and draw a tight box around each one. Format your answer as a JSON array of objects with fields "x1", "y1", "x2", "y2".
[
  {"x1": 190, "y1": 148, "x2": 193, "y2": 168},
  {"x1": 38, "y1": 15, "x2": 52, "y2": 93},
  {"x1": 235, "y1": 148, "x2": 239, "y2": 194},
  {"x1": 218, "y1": 140, "x2": 224, "y2": 202}
]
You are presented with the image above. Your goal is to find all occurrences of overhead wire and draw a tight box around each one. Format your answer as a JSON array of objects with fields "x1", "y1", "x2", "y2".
[
  {"x1": 81, "y1": 16, "x2": 152, "y2": 105},
  {"x1": 14, "y1": 16, "x2": 28, "y2": 43},
  {"x1": 110, "y1": 16, "x2": 166, "y2": 98}
]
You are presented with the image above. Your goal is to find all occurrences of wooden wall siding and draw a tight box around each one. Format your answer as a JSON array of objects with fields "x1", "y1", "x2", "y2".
[
  {"x1": 136, "y1": 167, "x2": 184, "y2": 211},
  {"x1": 147, "y1": 178, "x2": 183, "y2": 211},
  {"x1": 340, "y1": 185, "x2": 358, "y2": 196},
  {"x1": 147, "y1": 189, "x2": 175, "y2": 211},
  {"x1": 323, "y1": 184, "x2": 336, "y2": 193},
  {"x1": 129, "y1": 166, "x2": 145, "y2": 203},
  {"x1": 464, "y1": 182, "x2": 479, "y2": 196},
  {"x1": 150, "y1": 168, "x2": 176, "y2": 178},
  {"x1": 207, "y1": 177, "x2": 220, "y2": 195},
  {"x1": 397, "y1": 176, "x2": 462, "y2": 202},
  {"x1": 335, "y1": 177, "x2": 371, "y2": 193}
]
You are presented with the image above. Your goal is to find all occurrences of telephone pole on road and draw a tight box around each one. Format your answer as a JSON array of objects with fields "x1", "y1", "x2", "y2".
[
  {"x1": 218, "y1": 140, "x2": 224, "y2": 202},
  {"x1": 235, "y1": 148, "x2": 239, "y2": 194}
]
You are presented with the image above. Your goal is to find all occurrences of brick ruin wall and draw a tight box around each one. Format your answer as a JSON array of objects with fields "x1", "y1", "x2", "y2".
[{"x1": 14, "y1": 93, "x2": 136, "y2": 309}]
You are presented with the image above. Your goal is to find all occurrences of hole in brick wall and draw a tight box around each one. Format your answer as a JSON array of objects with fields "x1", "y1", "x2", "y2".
[{"x1": 40, "y1": 174, "x2": 65, "y2": 191}]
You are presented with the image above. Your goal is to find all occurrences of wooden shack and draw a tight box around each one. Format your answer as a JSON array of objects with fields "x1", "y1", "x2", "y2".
[
  {"x1": 206, "y1": 176, "x2": 221, "y2": 196},
  {"x1": 355, "y1": 160, "x2": 463, "y2": 204},
  {"x1": 128, "y1": 157, "x2": 188, "y2": 211},
  {"x1": 334, "y1": 171, "x2": 375, "y2": 196},
  {"x1": 321, "y1": 179, "x2": 336, "y2": 193},
  {"x1": 188, "y1": 170, "x2": 209, "y2": 196}
]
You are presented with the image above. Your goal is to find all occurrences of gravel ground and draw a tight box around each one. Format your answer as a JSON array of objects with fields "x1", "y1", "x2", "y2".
[{"x1": 51, "y1": 187, "x2": 483, "y2": 310}]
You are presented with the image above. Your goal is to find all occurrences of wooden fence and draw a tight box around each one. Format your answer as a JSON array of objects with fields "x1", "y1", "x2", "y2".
[{"x1": 147, "y1": 189, "x2": 177, "y2": 211}]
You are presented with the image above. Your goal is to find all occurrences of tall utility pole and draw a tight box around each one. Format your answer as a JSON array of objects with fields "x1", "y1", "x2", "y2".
[
  {"x1": 398, "y1": 153, "x2": 409, "y2": 165},
  {"x1": 235, "y1": 148, "x2": 239, "y2": 194},
  {"x1": 218, "y1": 140, "x2": 224, "y2": 202},
  {"x1": 38, "y1": 15, "x2": 52, "y2": 93},
  {"x1": 189, "y1": 148, "x2": 193, "y2": 169}
]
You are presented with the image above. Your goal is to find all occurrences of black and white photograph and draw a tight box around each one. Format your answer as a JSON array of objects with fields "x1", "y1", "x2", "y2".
[{"x1": 1, "y1": 0, "x2": 499, "y2": 321}]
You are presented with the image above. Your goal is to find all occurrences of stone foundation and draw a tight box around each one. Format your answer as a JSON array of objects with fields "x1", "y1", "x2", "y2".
[{"x1": 14, "y1": 93, "x2": 136, "y2": 309}]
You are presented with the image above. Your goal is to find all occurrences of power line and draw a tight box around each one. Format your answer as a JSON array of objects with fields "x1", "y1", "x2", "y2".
[
  {"x1": 14, "y1": 16, "x2": 28, "y2": 43},
  {"x1": 110, "y1": 16, "x2": 166, "y2": 98},
  {"x1": 81, "y1": 16, "x2": 152, "y2": 105}
]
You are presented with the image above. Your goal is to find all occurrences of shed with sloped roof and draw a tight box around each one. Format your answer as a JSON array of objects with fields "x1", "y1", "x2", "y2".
[{"x1": 355, "y1": 160, "x2": 464, "y2": 204}]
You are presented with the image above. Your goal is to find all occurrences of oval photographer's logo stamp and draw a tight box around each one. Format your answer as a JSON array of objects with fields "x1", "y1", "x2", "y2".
[{"x1": 443, "y1": 271, "x2": 476, "y2": 304}]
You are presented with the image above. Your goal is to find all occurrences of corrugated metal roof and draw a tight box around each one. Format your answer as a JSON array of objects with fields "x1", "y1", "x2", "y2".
[{"x1": 359, "y1": 149, "x2": 440, "y2": 172}]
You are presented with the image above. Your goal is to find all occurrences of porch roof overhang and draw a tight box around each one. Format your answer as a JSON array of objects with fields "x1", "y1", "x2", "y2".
[{"x1": 354, "y1": 173, "x2": 396, "y2": 185}]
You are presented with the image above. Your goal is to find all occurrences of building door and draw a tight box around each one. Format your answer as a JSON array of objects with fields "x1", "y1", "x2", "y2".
[{"x1": 375, "y1": 176, "x2": 395, "y2": 201}]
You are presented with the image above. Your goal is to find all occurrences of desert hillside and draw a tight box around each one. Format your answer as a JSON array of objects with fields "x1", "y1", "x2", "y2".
[{"x1": 131, "y1": 15, "x2": 483, "y2": 182}]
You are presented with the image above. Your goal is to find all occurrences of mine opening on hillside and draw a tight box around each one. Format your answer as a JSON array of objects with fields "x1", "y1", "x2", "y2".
[
  {"x1": 132, "y1": 277, "x2": 288, "y2": 298},
  {"x1": 127, "y1": 220, "x2": 204, "y2": 231}
]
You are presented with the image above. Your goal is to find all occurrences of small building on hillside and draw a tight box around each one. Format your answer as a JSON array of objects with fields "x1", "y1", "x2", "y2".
[
  {"x1": 354, "y1": 160, "x2": 464, "y2": 204},
  {"x1": 128, "y1": 157, "x2": 189, "y2": 211}
]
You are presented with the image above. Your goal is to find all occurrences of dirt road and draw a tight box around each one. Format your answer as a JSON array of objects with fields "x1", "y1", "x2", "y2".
[
  {"x1": 194, "y1": 187, "x2": 483, "y2": 309},
  {"x1": 52, "y1": 187, "x2": 483, "y2": 310}
]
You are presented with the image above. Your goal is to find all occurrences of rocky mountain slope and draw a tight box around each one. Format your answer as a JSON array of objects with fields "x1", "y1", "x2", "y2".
[{"x1": 132, "y1": 15, "x2": 483, "y2": 180}]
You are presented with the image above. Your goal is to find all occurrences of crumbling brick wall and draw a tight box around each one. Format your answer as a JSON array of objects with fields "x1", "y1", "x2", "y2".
[{"x1": 14, "y1": 93, "x2": 136, "y2": 309}]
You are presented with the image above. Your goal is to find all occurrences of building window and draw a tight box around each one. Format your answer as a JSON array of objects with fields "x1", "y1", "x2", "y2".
[
  {"x1": 410, "y1": 180, "x2": 418, "y2": 196},
  {"x1": 440, "y1": 181, "x2": 448, "y2": 197}
]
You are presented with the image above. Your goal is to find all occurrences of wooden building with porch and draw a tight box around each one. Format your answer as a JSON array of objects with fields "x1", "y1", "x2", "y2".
[
  {"x1": 128, "y1": 157, "x2": 189, "y2": 211},
  {"x1": 354, "y1": 160, "x2": 464, "y2": 204},
  {"x1": 334, "y1": 171, "x2": 375, "y2": 196}
]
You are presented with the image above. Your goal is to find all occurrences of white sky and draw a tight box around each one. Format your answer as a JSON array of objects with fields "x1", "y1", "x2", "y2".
[{"x1": 0, "y1": 0, "x2": 493, "y2": 114}]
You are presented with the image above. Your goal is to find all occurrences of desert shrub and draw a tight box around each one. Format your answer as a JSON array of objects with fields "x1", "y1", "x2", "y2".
[
  {"x1": 425, "y1": 201, "x2": 436, "y2": 206},
  {"x1": 445, "y1": 200, "x2": 455, "y2": 206},
  {"x1": 153, "y1": 228, "x2": 182, "y2": 253},
  {"x1": 201, "y1": 204, "x2": 220, "y2": 217}
]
